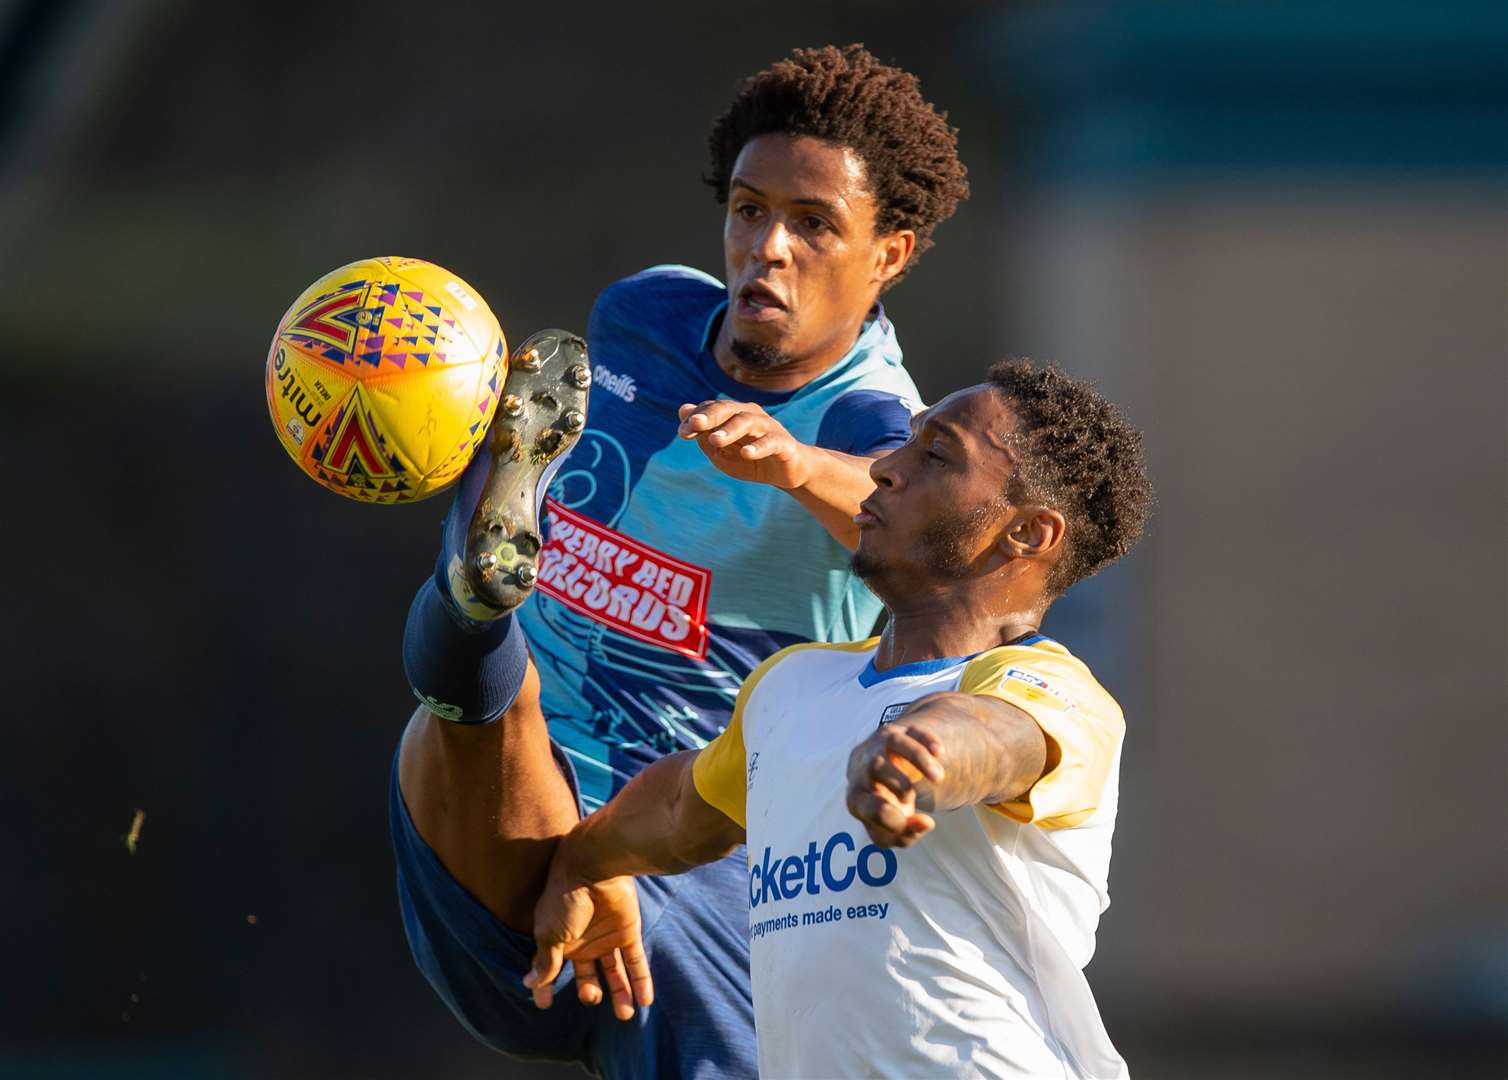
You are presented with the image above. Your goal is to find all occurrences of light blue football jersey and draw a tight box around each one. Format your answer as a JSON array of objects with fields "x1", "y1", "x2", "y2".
[{"x1": 518, "y1": 265, "x2": 920, "y2": 807}]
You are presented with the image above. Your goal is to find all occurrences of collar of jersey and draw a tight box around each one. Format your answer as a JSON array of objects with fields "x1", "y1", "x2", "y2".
[
  {"x1": 857, "y1": 652, "x2": 976, "y2": 687},
  {"x1": 856, "y1": 633, "x2": 1058, "y2": 687},
  {"x1": 696, "y1": 299, "x2": 889, "y2": 406}
]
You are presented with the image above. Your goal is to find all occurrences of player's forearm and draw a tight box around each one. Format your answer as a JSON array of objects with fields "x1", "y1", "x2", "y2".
[
  {"x1": 787, "y1": 446, "x2": 878, "y2": 550},
  {"x1": 903, "y1": 693, "x2": 1047, "y2": 812},
  {"x1": 559, "y1": 751, "x2": 741, "y2": 882}
]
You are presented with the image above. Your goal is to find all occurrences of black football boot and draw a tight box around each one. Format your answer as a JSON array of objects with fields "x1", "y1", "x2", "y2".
[{"x1": 434, "y1": 329, "x2": 591, "y2": 624}]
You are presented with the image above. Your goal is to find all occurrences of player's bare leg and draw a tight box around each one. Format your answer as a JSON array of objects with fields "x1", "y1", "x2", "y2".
[
  {"x1": 399, "y1": 672, "x2": 576, "y2": 932},
  {"x1": 398, "y1": 330, "x2": 590, "y2": 932}
]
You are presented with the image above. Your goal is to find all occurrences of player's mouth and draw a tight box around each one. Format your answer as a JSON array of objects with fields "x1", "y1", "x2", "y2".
[
  {"x1": 854, "y1": 497, "x2": 885, "y2": 528},
  {"x1": 733, "y1": 280, "x2": 789, "y2": 323}
]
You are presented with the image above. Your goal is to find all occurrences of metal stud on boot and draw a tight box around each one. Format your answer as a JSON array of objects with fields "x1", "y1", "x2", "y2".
[{"x1": 461, "y1": 329, "x2": 591, "y2": 612}]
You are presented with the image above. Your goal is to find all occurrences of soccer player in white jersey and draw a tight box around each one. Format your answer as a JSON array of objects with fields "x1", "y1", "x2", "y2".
[{"x1": 526, "y1": 359, "x2": 1155, "y2": 1078}]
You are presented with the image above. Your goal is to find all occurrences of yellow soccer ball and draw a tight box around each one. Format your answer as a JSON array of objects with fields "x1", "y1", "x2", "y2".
[{"x1": 265, "y1": 257, "x2": 507, "y2": 503}]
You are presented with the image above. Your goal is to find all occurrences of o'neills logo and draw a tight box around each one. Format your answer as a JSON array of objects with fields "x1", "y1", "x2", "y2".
[
  {"x1": 593, "y1": 364, "x2": 636, "y2": 403},
  {"x1": 536, "y1": 497, "x2": 711, "y2": 659}
]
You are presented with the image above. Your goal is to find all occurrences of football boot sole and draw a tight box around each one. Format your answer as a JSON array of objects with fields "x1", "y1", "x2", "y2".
[{"x1": 461, "y1": 329, "x2": 591, "y2": 612}]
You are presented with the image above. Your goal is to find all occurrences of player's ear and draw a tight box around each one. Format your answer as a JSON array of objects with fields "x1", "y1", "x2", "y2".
[
  {"x1": 1000, "y1": 507, "x2": 1066, "y2": 562},
  {"x1": 872, "y1": 229, "x2": 915, "y2": 286}
]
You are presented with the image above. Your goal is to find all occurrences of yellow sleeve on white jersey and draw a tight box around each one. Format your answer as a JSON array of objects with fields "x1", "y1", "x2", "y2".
[
  {"x1": 691, "y1": 644, "x2": 799, "y2": 828},
  {"x1": 693, "y1": 639, "x2": 879, "y2": 829},
  {"x1": 960, "y1": 646, "x2": 1125, "y2": 830},
  {"x1": 691, "y1": 708, "x2": 748, "y2": 829}
]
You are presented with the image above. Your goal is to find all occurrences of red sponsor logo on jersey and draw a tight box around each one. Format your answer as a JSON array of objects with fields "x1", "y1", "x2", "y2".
[{"x1": 536, "y1": 497, "x2": 711, "y2": 659}]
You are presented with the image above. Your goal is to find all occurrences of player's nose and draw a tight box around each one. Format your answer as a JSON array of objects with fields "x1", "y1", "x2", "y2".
[{"x1": 753, "y1": 219, "x2": 793, "y2": 267}]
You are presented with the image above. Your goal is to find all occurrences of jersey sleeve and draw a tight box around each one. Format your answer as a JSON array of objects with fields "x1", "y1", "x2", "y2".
[
  {"x1": 588, "y1": 264, "x2": 724, "y2": 354},
  {"x1": 691, "y1": 642, "x2": 824, "y2": 828},
  {"x1": 691, "y1": 707, "x2": 748, "y2": 829},
  {"x1": 959, "y1": 650, "x2": 1125, "y2": 829},
  {"x1": 814, "y1": 389, "x2": 916, "y2": 455}
]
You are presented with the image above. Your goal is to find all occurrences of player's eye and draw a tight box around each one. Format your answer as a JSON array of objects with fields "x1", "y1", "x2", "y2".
[
  {"x1": 734, "y1": 203, "x2": 761, "y2": 221},
  {"x1": 925, "y1": 446, "x2": 946, "y2": 465},
  {"x1": 802, "y1": 215, "x2": 829, "y2": 233}
]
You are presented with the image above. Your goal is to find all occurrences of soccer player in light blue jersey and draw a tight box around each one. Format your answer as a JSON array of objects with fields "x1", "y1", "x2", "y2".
[{"x1": 392, "y1": 45, "x2": 969, "y2": 1077}]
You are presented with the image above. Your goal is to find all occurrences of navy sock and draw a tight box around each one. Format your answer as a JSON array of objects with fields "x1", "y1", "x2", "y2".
[{"x1": 402, "y1": 577, "x2": 529, "y2": 725}]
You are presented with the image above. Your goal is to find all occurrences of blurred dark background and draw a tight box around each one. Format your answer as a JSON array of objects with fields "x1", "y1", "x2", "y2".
[{"x1": 2, "y1": 1, "x2": 1504, "y2": 1077}]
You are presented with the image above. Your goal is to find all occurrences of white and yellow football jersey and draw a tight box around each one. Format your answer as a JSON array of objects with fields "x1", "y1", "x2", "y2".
[{"x1": 693, "y1": 635, "x2": 1129, "y2": 1079}]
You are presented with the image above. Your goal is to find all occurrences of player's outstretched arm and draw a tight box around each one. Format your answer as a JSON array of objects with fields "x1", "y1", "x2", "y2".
[
  {"x1": 845, "y1": 692, "x2": 1047, "y2": 848},
  {"x1": 526, "y1": 749, "x2": 745, "y2": 1010},
  {"x1": 678, "y1": 400, "x2": 878, "y2": 549}
]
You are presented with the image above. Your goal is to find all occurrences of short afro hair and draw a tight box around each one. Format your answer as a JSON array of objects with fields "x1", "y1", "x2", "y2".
[
  {"x1": 706, "y1": 44, "x2": 969, "y2": 287},
  {"x1": 987, "y1": 359, "x2": 1154, "y2": 596}
]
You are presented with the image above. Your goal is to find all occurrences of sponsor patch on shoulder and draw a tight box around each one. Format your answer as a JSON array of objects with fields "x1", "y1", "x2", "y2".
[{"x1": 1002, "y1": 667, "x2": 1078, "y2": 711}]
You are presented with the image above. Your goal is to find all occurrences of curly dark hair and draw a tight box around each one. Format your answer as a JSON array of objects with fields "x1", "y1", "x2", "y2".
[
  {"x1": 705, "y1": 44, "x2": 969, "y2": 287},
  {"x1": 987, "y1": 359, "x2": 1154, "y2": 596}
]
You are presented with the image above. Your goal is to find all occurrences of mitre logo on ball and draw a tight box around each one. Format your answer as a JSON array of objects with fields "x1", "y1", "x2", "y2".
[{"x1": 264, "y1": 257, "x2": 508, "y2": 504}]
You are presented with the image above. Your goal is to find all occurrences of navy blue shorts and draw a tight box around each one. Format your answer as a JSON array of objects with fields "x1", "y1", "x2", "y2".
[{"x1": 390, "y1": 744, "x2": 756, "y2": 1080}]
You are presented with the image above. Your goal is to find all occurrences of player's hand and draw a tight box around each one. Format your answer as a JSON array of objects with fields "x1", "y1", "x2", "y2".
[
  {"x1": 525, "y1": 869, "x2": 653, "y2": 1021},
  {"x1": 845, "y1": 722, "x2": 946, "y2": 848},
  {"x1": 678, "y1": 400, "x2": 813, "y2": 490}
]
